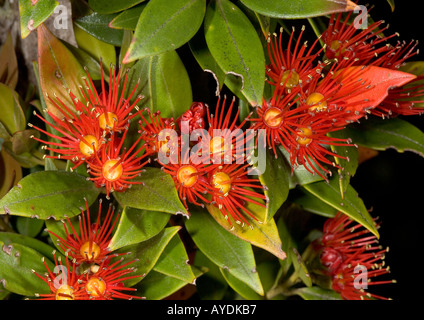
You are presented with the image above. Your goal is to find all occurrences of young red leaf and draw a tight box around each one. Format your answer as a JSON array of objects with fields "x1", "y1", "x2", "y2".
[{"x1": 337, "y1": 66, "x2": 416, "y2": 121}]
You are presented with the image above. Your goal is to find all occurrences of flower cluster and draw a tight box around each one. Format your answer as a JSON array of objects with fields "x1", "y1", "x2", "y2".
[
  {"x1": 249, "y1": 11, "x2": 422, "y2": 179},
  {"x1": 317, "y1": 212, "x2": 394, "y2": 300},
  {"x1": 33, "y1": 200, "x2": 141, "y2": 300},
  {"x1": 139, "y1": 97, "x2": 266, "y2": 229},
  {"x1": 30, "y1": 64, "x2": 151, "y2": 199}
]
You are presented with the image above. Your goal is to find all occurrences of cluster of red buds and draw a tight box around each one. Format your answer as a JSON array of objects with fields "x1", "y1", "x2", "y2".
[{"x1": 317, "y1": 213, "x2": 394, "y2": 300}]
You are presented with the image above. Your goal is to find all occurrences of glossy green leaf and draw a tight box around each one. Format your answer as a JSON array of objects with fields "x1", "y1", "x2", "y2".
[
  {"x1": 342, "y1": 117, "x2": 424, "y2": 158},
  {"x1": 109, "y1": 3, "x2": 147, "y2": 30},
  {"x1": 328, "y1": 130, "x2": 359, "y2": 197},
  {"x1": 75, "y1": 12, "x2": 124, "y2": 46},
  {"x1": 302, "y1": 177, "x2": 379, "y2": 237},
  {"x1": 73, "y1": 24, "x2": 116, "y2": 74},
  {"x1": 294, "y1": 286, "x2": 342, "y2": 300},
  {"x1": 278, "y1": 146, "x2": 325, "y2": 188},
  {"x1": 0, "y1": 241, "x2": 54, "y2": 296},
  {"x1": 88, "y1": 0, "x2": 147, "y2": 14},
  {"x1": 240, "y1": 0, "x2": 357, "y2": 19},
  {"x1": 258, "y1": 150, "x2": 289, "y2": 222},
  {"x1": 134, "y1": 267, "x2": 204, "y2": 300},
  {"x1": 19, "y1": 0, "x2": 58, "y2": 38},
  {"x1": 194, "y1": 250, "x2": 228, "y2": 300},
  {"x1": 0, "y1": 170, "x2": 100, "y2": 219},
  {"x1": 37, "y1": 24, "x2": 87, "y2": 119},
  {"x1": 114, "y1": 167, "x2": 188, "y2": 216},
  {"x1": 185, "y1": 207, "x2": 264, "y2": 295},
  {"x1": 108, "y1": 206, "x2": 170, "y2": 251},
  {"x1": 114, "y1": 226, "x2": 181, "y2": 287},
  {"x1": 0, "y1": 232, "x2": 57, "y2": 262},
  {"x1": 220, "y1": 267, "x2": 264, "y2": 300},
  {"x1": 122, "y1": 49, "x2": 193, "y2": 118},
  {"x1": 0, "y1": 33, "x2": 18, "y2": 89},
  {"x1": 123, "y1": 0, "x2": 206, "y2": 62},
  {"x1": 0, "y1": 83, "x2": 26, "y2": 135},
  {"x1": 154, "y1": 233, "x2": 196, "y2": 284},
  {"x1": 204, "y1": 0, "x2": 265, "y2": 106},
  {"x1": 292, "y1": 192, "x2": 338, "y2": 218},
  {"x1": 205, "y1": 201, "x2": 286, "y2": 261},
  {"x1": 15, "y1": 216, "x2": 45, "y2": 238}
]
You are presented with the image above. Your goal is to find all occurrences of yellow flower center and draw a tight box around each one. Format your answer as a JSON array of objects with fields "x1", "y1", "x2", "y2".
[
  {"x1": 210, "y1": 136, "x2": 229, "y2": 156},
  {"x1": 80, "y1": 241, "x2": 101, "y2": 261},
  {"x1": 55, "y1": 284, "x2": 74, "y2": 300},
  {"x1": 280, "y1": 70, "x2": 300, "y2": 88},
  {"x1": 177, "y1": 165, "x2": 198, "y2": 188},
  {"x1": 263, "y1": 107, "x2": 284, "y2": 129},
  {"x1": 102, "y1": 159, "x2": 123, "y2": 182},
  {"x1": 79, "y1": 135, "x2": 98, "y2": 157},
  {"x1": 306, "y1": 92, "x2": 327, "y2": 112},
  {"x1": 211, "y1": 171, "x2": 232, "y2": 196},
  {"x1": 296, "y1": 127, "x2": 313, "y2": 146},
  {"x1": 98, "y1": 112, "x2": 118, "y2": 130},
  {"x1": 86, "y1": 277, "x2": 106, "y2": 297}
]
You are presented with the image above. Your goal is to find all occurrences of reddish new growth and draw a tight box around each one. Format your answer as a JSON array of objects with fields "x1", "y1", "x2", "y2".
[
  {"x1": 47, "y1": 199, "x2": 118, "y2": 264},
  {"x1": 319, "y1": 212, "x2": 395, "y2": 300}
]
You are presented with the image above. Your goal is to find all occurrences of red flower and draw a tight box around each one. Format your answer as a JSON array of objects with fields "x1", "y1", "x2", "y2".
[
  {"x1": 139, "y1": 108, "x2": 177, "y2": 157},
  {"x1": 87, "y1": 127, "x2": 151, "y2": 198},
  {"x1": 176, "y1": 102, "x2": 206, "y2": 133},
  {"x1": 208, "y1": 163, "x2": 267, "y2": 229},
  {"x1": 33, "y1": 252, "x2": 88, "y2": 300},
  {"x1": 319, "y1": 212, "x2": 395, "y2": 300},
  {"x1": 198, "y1": 95, "x2": 253, "y2": 164},
  {"x1": 29, "y1": 94, "x2": 103, "y2": 170},
  {"x1": 266, "y1": 25, "x2": 324, "y2": 90},
  {"x1": 80, "y1": 64, "x2": 143, "y2": 133},
  {"x1": 47, "y1": 199, "x2": 119, "y2": 264},
  {"x1": 81, "y1": 256, "x2": 142, "y2": 300},
  {"x1": 160, "y1": 147, "x2": 216, "y2": 210}
]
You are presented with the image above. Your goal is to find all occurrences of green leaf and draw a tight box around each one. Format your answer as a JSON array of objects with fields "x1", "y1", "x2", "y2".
[
  {"x1": 37, "y1": 24, "x2": 87, "y2": 119},
  {"x1": 109, "y1": 3, "x2": 147, "y2": 30},
  {"x1": 73, "y1": 24, "x2": 116, "y2": 74},
  {"x1": 302, "y1": 177, "x2": 379, "y2": 238},
  {"x1": 328, "y1": 130, "x2": 359, "y2": 197},
  {"x1": 15, "y1": 216, "x2": 45, "y2": 238},
  {"x1": 122, "y1": 50, "x2": 193, "y2": 118},
  {"x1": 88, "y1": 0, "x2": 147, "y2": 14},
  {"x1": 220, "y1": 267, "x2": 264, "y2": 300},
  {"x1": 342, "y1": 117, "x2": 424, "y2": 158},
  {"x1": 134, "y1": 267, "x2": 204, "y2": 300},
  {"x1": 154, "y1": 233, "x2": 196, "y2": 284},
  {"x1": 204, "y1": 0, "x2": 265, "y2": 106},
  {"x1": 185, "y1": 207, "x2": 264, "y2": 295},
  {"x1": 294, "y1": 286, "x2": 342, "y2": 300},
  {"x1": 0, "y1": 241, "x2": 54, "y2": 296},
  {"x1": 205, "y1": 201, "x2": 286, "y2": 261},
  {"x1": 0, "y1": 149, "x2": 22, "y2": 199},
  {"x1": 108, "y1": 206, "x2": 170, "y2": 251},
  {"x1": 0, "y1": 170, "x2": 100, "y2": 219},
  {"x1": 75, "y1": 12, "x2": 124, "y2": 46},
  {"x1": 239, "y1": 0, "x2": 357, "y2": 19},
  {"x1": 123, "y1": 0, "x2": 206, "y2": 62},
  {"x1": 115, "y1": 226, "x2": 181, "y2": 287},
  {"x1": 292, "y1": 192, "x2": 338, "y2": 218},
  {"x1": 0, "y1": 232, "x2": 57, "y2": 262},
  {"x1": 18, "y1": 0, "x2": 58, "y2": 38},
  {"x1": 114, "y1": 167, "x2": 189, "y2": 216},
  {"x1": 258, "y1": 150, "x2": 289, "y2": 222},
  {"x1": 0, "y1": 32, "x2": 18, "y2": 89},
  {"x1": 0, "y1": 83, "x2": 26, "y2": 135}
]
